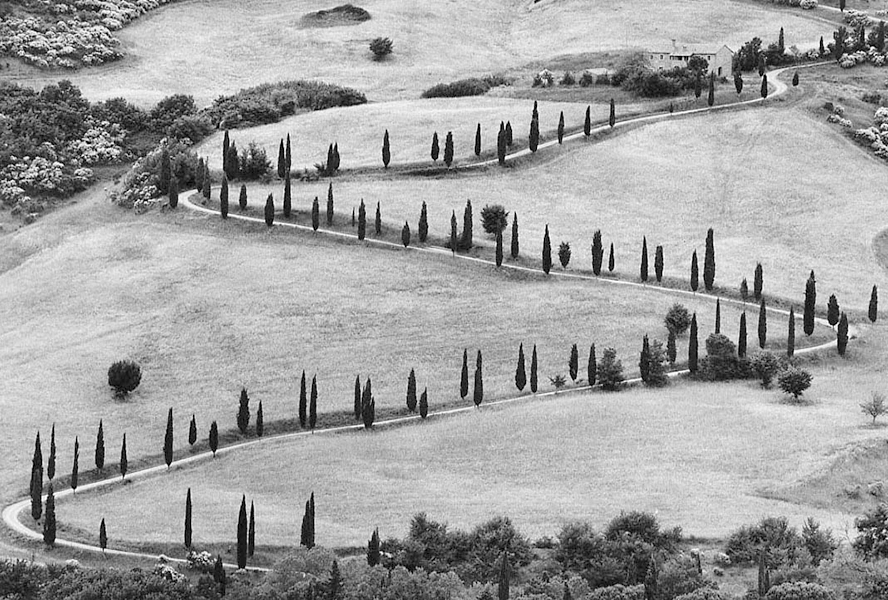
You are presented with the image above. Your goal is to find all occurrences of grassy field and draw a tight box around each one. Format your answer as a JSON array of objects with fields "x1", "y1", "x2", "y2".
[
  {"x1": 233, "y1": 99, "x2": 888, "y2": 310},
  {"x1": 8, "y1": 0, "x2": 830, "y2": 105},
  {"x1": 55, "y1": 346, "x2": 888, "y2": 551}
]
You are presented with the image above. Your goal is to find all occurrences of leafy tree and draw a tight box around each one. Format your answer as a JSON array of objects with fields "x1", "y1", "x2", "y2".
[
  {"x1": 787, "y1": 307, "x2": 796, "y2": 358},
  {"x1": 299, "y1": 371, "x2": 307, "y2": 428},
  {"x1": 256, "y1": 401, "x2": 264, "y2": 437},
  {"x1": 591, "y1": 230, "x2": 604, "y2": 275},
  {"x1": 370, "y1": 37, "x2": 393, "y2": 60},
  {"x1": 99, "y1": 518, "x2": 107, "y2": 553},
  {"x1": 108, "y1": 360, "x2": 141, "y2": 397},
  {"x1": 738, "y1": 311, "x2": 748, "y2": 358},
  {"x1": 542, "y1": 225, "x2": 552, "y2": 274},
  {"x1": 861, "y1": 392, "x2": 887, "y2": 424},
  {"x1": 689, "y1": 314, "x2": 699, "y2": 373},
  {"x1": 751, "y1": 351, "x2": 780, "y2": 387},
  {"x1": 569, "y1": 343, "x2": 579, "y2": 382},
  {"x1": 690, "y1": 250, "x2": 699, "y2": 292},
  {"x1": 312, "y1": 196, "x2": 320, "y2": 231},
  {"x1": 515, "y1": 344, "x2": 527, "y2": 391},
  {"x1": 375, "y1": 201, "x2": 382, "y2": 235},
  {"x1": 238, "y1": 184, "x2": 247, "y2": 211},
  {"x1": 444, "y1": 131, "x2": 454, "y2": 167},
  {"x1": 475, "y1": 123, "x2": 482, "y2": 156},
  {"x1": 481, "y1": 205, "x2": 509, "y2": 235},
  {"x1": 598, "y1": 348, "x2": 624, "y2": 391},
  {"x1": 163, "y1": 408, "x2": 173, "y2": 468},
  {"x1": 827, "y1": 294, "x2": 840, "y2": 326},
  {"x1": 460, "y1": 349, "x2": 469, "y2": 399},
  {"x1": 419, "y1": 201, "x2": 429, "y2": 242},
  {"x1": 354, "y1": 375, "x2": 362, "y2": 421},
  {"x1": 95, "y1": 419, "x2": 105, "y2": 471},
  {"x1": 419, "y1": 388, "x2": 429, "y2": 419},
  {"x1": 406, "y1": 368, "x2": 417, "y2": 412},
  {"x1": 209, "y1": 421, "x2": 218, "y2": 456},
  {"x1": 654, "y1": 245, "x2": 664, "y2": 283},
  {"x1": 666, "y1": 330, "x2": 677, "y2": 364},
  {"x1": 761, "y1": 74, "x2": 768, "y2": 99},
  {"x1": 870, "y1": 285, "x2": 879, "y2": 323},
  {"x1": 703, "y1": 228, "x2": 715, "y2": 291},
  {"x1": 837, "y1": 312, "x2": 849, "y2": 356},
  {"x1": 557, "y1": 111, "x2": 565, "y2": 144},
  {"x1": 382, "y1": 129, "x2": 391, "y2": 168},
  {"x1": 43, "y1": 484, "x2": 55, "y2": 546},
  {"x1": 804, "y1": 271, "x2": 816, "y2": 336},
  {"x1": 473, "y1": 350, "x2": 483, "y2": 408},
  {"x1": 640, "y1": 236, "x2": 649, "y2": 282},
  {"x1": 185, "y1": 487, "x2": 192, "y2": 548},
  {"x1": 758, "y1": 299, "x2": 768, "y2": 349},
  {"x1": 327, "y1": 183, "x2": 334, "y2": 225},
  {"x1": 778, "y1": 366, "x2": 812, "y2": 399},
  {"x1": 358, "y1": 199, "x2": 366, "y2": 240},
  {"x1": 559, "y1": 241, "x2": 571, "y2": 269},
  {"x1": 431, "y1": 132, "x2": 439, "y2": 162},
  {"x1": 248, "y1": 501, "x2": 255, "y2": 557},
  {"x1": 401, "y1": 221, "x2": 410, "y2": 247},
  {"x1": 588, "y1": 344, "x2": 597, "y2": 386},
  {"x1": 665, "y1": 303, "x2": 692, "y2": 335},
  {"x1": 530, "y1": 344, "x2": 539, "y2": 393},
  {"x1": 220, "y1": 176, "x2": 229, "y2": 219},
  {"x1": 609, "y1": 99, "x2": 616, "y2": 128},
  {"x1": 368, "y1": 528, "x2": 381, "y2": 566},
  {"x1": 237, "y1": 387, "x2": 250, "y2": 434},
  {"x1": 639, "y1": 335, "x2": 651, "y2": 384},
  {"x1": 511, "y1": 213, "x2": 519, "y2": 258},
  {"x1": 283, "y1": 173, "x2": 292, "y2": 218},
  {"x1": 47, "y1": 424, "x2": 55, "y2": 481},
  {"x1": 237, "y1": 495, "x2": 248, "y2": 569},
  {"x1": 71, "y1": 437, "x2": 79, "y2": 492},
  {"x1": 584, "y1": 106, "x2": 591, "y2": 136}
]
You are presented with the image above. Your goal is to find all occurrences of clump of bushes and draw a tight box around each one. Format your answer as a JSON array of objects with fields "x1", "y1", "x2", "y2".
[
  {"x1": 725, "y1": 516, "x2": 836, "y2": 570},
  {"x1": 238, "y1": 142, "x2": 271, "y2": 180},
  {"x1": 480, "y1": 204, "x2": 509, "y2": 235},
  {"x1": 108, "y1": 360, "x2": 142, "y2": 397},
  {"x1": 665, "y1": 304, "x2": 692, "y2": 335},
  {"x1": 697, "y1": 333, "x2": 750, "y2": 381},
  {"x1": 421, "y1": 75, "x2": 511, "y2": 98},
  {"x1": 370, "y1": 37, "x2": 393, "y2": 60}
]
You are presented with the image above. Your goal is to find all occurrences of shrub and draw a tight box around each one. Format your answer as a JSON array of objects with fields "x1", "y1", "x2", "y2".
[
  {"x1": 579, "y1": 71, "x2": 597, "y2": 86},
  {"x1": 480, "y1": 204, "x2": 509, "y2": 235},
  {"x1": 752, "y1": 352, "x2": 783, "y2": 388},
  {"x1": 699, "y1": 333, "x2": 749, "y2": 381},
  {"x1": 370, "y1": 37, "x2": 393, "y2": 60},
  {"x1": 560, "y1": 71, "x2": 576, "y2": 85},
  {"x1": 764, "y1": 582, "x2": 834, "y2": 600},
  {"x1": 658, "y1": 555, "x2": 714, "y2": 600},
  {"x1": 725, "y1": 517, "x2": 803, "y2": 569},
  {"x1": 863, "y1": 91, "x2": 883, "y2": 104},
  {"x1": 238, "y1": 142, "x2": 271, "y2": 179},
  {"x1": 861, "y1": 392, "x2": 888, "y2": 424},
  {"x1": 149, "y1": 94, "x2": 197, "y2": 133},
  {"x1": 777, "y1": 366, "x2": 812, "y2": 400},
  {"x1": 108, "y1": 360, "x2": 142, "y2": 397},
  {"x1": 675, "y1": 590, "x2": 728, "y2": 600},
  {"x1": 422, "y1": 78, "x2": 491, "y2": 98},
  {"x1": 167, "y1": 114, "x2": 214, "y2": 144},
  {"x1": 801, "y1": 518, "x2": 837, "y2": 566},
  {"x1": 588, "y1": 584, "x2": 645, "y2": 600},
  {"x1": 665, "y1": 304, "x2": 692, "y2": 335},
  {"x1": 597, "y1": 348, "x2": 624, "y2": 391},
  {"x1": 854, "y1": 503, "x2": 888, "y2": 559}
]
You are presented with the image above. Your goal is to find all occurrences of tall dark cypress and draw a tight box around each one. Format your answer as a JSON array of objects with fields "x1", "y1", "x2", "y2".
[
  {"x1": 497, "y1": 123, "x2": 506, "y2": 165},
  {"x1": 168, "y1": 176, "x2": 179, "y2": 209},
  {"x1": 654, "y1": 245, "x2": 664, "y2": 283},
  {"x1": 202, "y1": 169, "x2": 211, "y2": 200},
  {"x1": 530, "y1": 344, "x2": 539, "y2": 393},
  {"x1": 277, "y1": 139, "x2": 286, "y2": 179},
  {"x1": 196, "y1": 157, "x2": 205, "y2": 192},
  {"x1": 119, "y1": 433, "x2": 127, "y2": 480},
  {"x1": 299, "y1": 371, "x2": 307, "y2": 428},
  {"x1": 223, "y1": 130, "x2": 230, "y2": 169},
  {"x1": 870, "y1": 285, "x2": 879, "y2": 323},
  {"x1": 285, "y1": 133, "x2": 292, "y2": 172},
  {"x1": 361, "y1": 379, "x2": 375, "y2": 428},
  {"x1": 666, "y1": 330, "x2": 677, "y2": 364},
  {"x1": 283, "y1": 173, "x2": 292, "y2": 219},
  {"x1": 401, "y1": 222, "x2": 410, "y2": 247},
  {"x1": 354, "y1": 375, "x2": 362, "y2": 420},
  {"x1": 609, "y1": 99, "x2": 616, "y2": 128},
  {"x1": 787, "y1": 306, "x2": 796, "y2": 358},
  {"x1": 461, "y1": 200, "x2": 473, "y2": 250},
  {"x1": 450, "y1": 210, "x2": 458, "y2": 254},
  {"x1": 189, "y1": 414, "x2": 197, "y2": 446},
  {"x1": 238, "y1": 184, "x2": 247, "y2": 211},
  {"x1": 557, "y1": 111, "x2": 565, "y2": 144},
  {"x1": 256, "y1": 401, "x2": 264, "y2": 437},
  {"x1": 529, "y1": 117, "x2": 539, "y2": 153},
  {"x1": 43, "y1": 484, "x2": 55, "y2": 546},
  {"x1": 542, "y1": 225, "x2": 552, "y2": 275},
  {"x1": 587, "y1": 344, "x2": 597, "y2": 386},
  {"x1": 460, "y1": 349, "x2": 469, "y2": 399},
  {"x1": 444, "y1": 132, "x2": 454, "y2": 167},
  {"x1": 237, "y1": 495, "x2": 248, "y2": 569},
  {"x1": 367, "y1": 528, "x2": 380, "y2": 566},
  {"x1": 220, "y1": 176, "x2": 229, "y2": 219},
  {"x1": 473, "y1": 350, "x2": 483, "y2": 408},
  {"x1": 406, "y1": 369, "x2": 417, "y2": 411},
  {"x1": 689, "y1": 314, "x2": 699, "y2": 373},
  {"x1": 761, "y1": 74, "x2": 769, "y2": 99},
  {"x1": 100, "y1": 518, "x2": 107, "y2": 553},
  {"x1": 431, "y1": 132, "x2": 439, "y2": 162},
  {"x1": 71, "y1": 437, "x2": 79, "y2": 492},
  {"x1": 382, "y1": 130, "x2": 391, "y2": 168},
  {"x1": 358, "y1": 199, "x2": 367, "y2": 240},
  {"x1": 474, "y1": 123, "x2": 482, "y2": 157},
  {"x1": 690, "y1": 250, "x2": 699, "y2": 292},
  {"x1": 375, "y1": 201, "x2": 381, "y2": 235},
  {"x1": 159, "y1": 148, "x2": 171, "y2": 195},
  {"x1": 707, "y1": 73, "x2": 715, "y2": 107},
  {"x1": 738, "y1": 311, "x2": 748, "y2": 358},
  {"x1": 332, "y1": 143, "x2": 340, "y2": 171},
  {"x1": 248, "y1": 501, "x2": 255, "y2": 557},
  {"x1": 419, "y1": 388, "x2": 429, "y2": 419},
  {"x1": 498, "y1": 551, "x2": 510, "y2": 600},
  {"x1": 312, "y1": 196, "x2": 320, "y2": 231},
  {"x1": 584, "y1": 106, "x2": 591, "y2": 136},
  {"x1": 515, "y1": 344, "x2": 526, "y2": 391},
  {"x1": 827, "y1": 294, "x2": 840, "y2": 326},
  {"x1": 30, "y1": 431, "x2": 42, "y2": 521},
  {"x1": 264, "y1": 193, "x2": 275, "y2": 227},
  {"x1": 95, "y1": 419, "x2": 105, "y2": 471},
  {"x1": 608, "y1": 243, "x2": 615, "y2": 272},
  {"x1": 185, "y1": 487, "x2": 192, "y2": 548},
  {"x1": 237, "y1": 387, "x2": 250, "y2": 434},
  {"x1": 209, "y1": 422, "x2": 218, "y2": 457},
  {"x1": 715, "y1": 299, "x2": 721, "y2": 334},
  {"x1": 754, "y1": 263, "x2": 763, "y2": 300},
  {"x1": 510, "y1": 213, "x2": 519, "y2": 259},
  {"x1": 163, "y1": 408, "x2": 173, "y2": 468},
  {"x1": 640, "y1": 236, "x2": 648, "y2": 282},
  {"x1": 419, "y1": 201, "x2": 428, "y2": 243},
  {"x1": 837, "y1": 312, "x2": 849, "y2": 356},
  {"x1": 703, "y1": 228, "x2": 715, "y2": 291},
  {"x1": 495, "y1": 228, "x2": 503, "y2": 267},
  {"x1": 591, "y1": 230, "x2": 603, "y2": 275},
  {"x1": 569, "y1": 343, "x2": 579, "y2": 382},
  {"x1": 639, "y1": 335, "x2": 651, "y2": 384},
  {"x1": 327, "y1": 183, "x2": 334, "y2": 225},
  {"x1": 804, "y1": 270, "x2": 816, "y2": 336},
  {"x1": 309, "y1": 376, "x2": 318, "y2": 431},
  {"x1": 758, "y1": 298, "x2": 768, "y2": 349}
]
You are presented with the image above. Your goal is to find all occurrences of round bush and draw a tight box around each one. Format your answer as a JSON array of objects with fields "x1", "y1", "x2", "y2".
[
  {"x1": 108, "y1": 360, "x2": 142, "y2": 396},
  {"x1": 764, "y1": 582, "x2": 834, "y2": 600},
  {"x1": 665, "y1": 304, "x2": 692, "y2": 335}
]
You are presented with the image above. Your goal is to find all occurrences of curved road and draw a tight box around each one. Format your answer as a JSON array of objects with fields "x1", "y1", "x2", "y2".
[{"x1": 2, "y1": 62, "x2": 845, "y2": 568}]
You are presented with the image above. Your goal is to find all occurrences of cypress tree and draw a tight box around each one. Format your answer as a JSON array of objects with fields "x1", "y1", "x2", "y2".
[
  {"x1": 185, "y1": 487, "x2": 192, "y2": 548},
  {"x1": 163, "y1": 408, "x2": 173, "y2": 468},
  {"x1": 609, "y1": 99, "x2": 616, "y2": 127},
  {"x1": 310, "y1": 376, "x2": 318, "y2": 430},
  {"x1": 406, "y1": 369, "x2": 417, "y2": 411},
  {"x1": 119, "y1": 433, "x2": 127, "y2": 480},
  {"x1": 870, "y1": 285, "x2": 879, "y2": 323},
  {"x1": 99, "y1": 518, "x2": 107, "y2": 553},
  {"x1": 329, "y1": 561, "x2": 342, "y2": 600},
  {"x1": 666, "y1": 330, "x2": 677, "y2": 364},
  {"x1": 689, "y1": 314, "x2": 699, "y2": 373},
  {"x1": 223, "y1": 130, "x2": 230, "y2": 170},
  {"x1": 189, "y1": 414, "x2": 197, "y2": 446},
  {"x1": 237, "y1": 495, "x2": 247, "y2": 569},
  {"x1": 739, "y1": 311, "x2": 748, "y2": 358},
  {"x1": 639, "y1": 335, "x2": 651, "y2": 383},
  {"x1": 827, "y1": 294, "x2": 840, "y2": 326},
  {"x1": 758, "y1": 298, "x2": 768, "y2": 349},
  {"x1": 707, "y1": 73, "x2": 715, "y2": 107},
  {"x1": 209, "y1": 421, "x2": 218, "y2": 456},
  {"x1": 196, "y1": 157, "x2": 205, "y2": 192},
  {"x1": 431, "y1": 132, "x2": 440, "y2": 162},
  {"x1": 837, "y1": 312, "x2": 849, "y2": 356},
  {"x1": 542, "y1": 224, "x2": 552, "y2": 274},
  {"x1": 352, "y1": 208, "x2": 356, "y2": 226},
  {"x1": 473, "y1": 350, "x2": 483, "y2": 408},
  {"x1": 804, "y1": 270, "x2": 816, "y2": 336},
  {"x1": 754, "y1": 263, "x2": 763, "y2": 300},
  {"x1": 418, "y1": 201, "x2": 428, "y2": 242},
  {"x1": 740, "y1": 278, "x2": 749, "y2": 302},
  {"x1": 419, "y1": 388, "x2": 429, "y2": 419},
  {"x1": 474, "y1": 123, "x2": 482, "y2": 156},
  {"x1": 530, "y1": 344, "x2": 539, "y2": 393},
  {"x1": 758, "y1": 54, "x2": 767, "y2": 77},
  {"x1": 690, "y1": 250, "x2": 699, "y2": 292},
  {"x1": 367, "y1": 528, "x2": 380, "y2": 566},
  {"x1": 792, "y1": 71, "x2": 799, "y2": 87},
  {"x1": 460, "y1": 349, "x2": 469, "y2": 399},
  {"x1": 326, "y1": 143, "x2": 334, "y2": 174},
  {"x1": 202, "y1": 172, "x2": 210, "y2": 200},
  {"x1": 703, "y1": 228, "x2": 715, "y2": 291},
  {"x1": 382, "y1": 130, "x2": 391, "y2": 168},
  {"x1": 529, "y1": 117, "x2": 539, "y2": 152},
  {"x1": 878, "y1": 21, "x2": 886, "y2": 52},
  {"x1": 591, "y1": 230, "x2": 604, "y2": 275},
  {"x1": 557, "y1": 111, "x2": 565, "y2": 144},
  {"x1": 588, "y1": 344, "x2": 597, "y2": 386},
  {"x1": 495, "y1": 228, "x2": 503, "y2": 266},
  {"x1": 444, "y1": 132, "x2": 454, "y2": 167},
  {"x1": 47, "y1": 424, "x2": 55, "y2": 481},
  {"x1": 787, "y1": 306, "x2": 796, "y2": 358},
  {"x1": 226, "y1": 144, "x2": 239, "y2": 180},
  {"x1": 248, "y1": 501, "x2": 255, "y2": 557},
  {"x1": 497, "y1": 123, "x2": 506, "y2": 165},
  {"x1": 95, "y1": 419, "x2": 105, "y2": 471},
  {"x1": 502, "y1": 121, "x2": 511, "y2": 146},
  {"x1": 761, "y1": 74, "x2": 768, "y2": 99},
  {"x1": 654, "y1": 245, "x2": 664, "y2": 283},
  {"x1": 819, "y1": 36, "x2": 826, "y2": 56},
  {"x1": 43, "y1": 484, "x2": 55, "y2": 546},
  {"x1": 237, "y1": 387, "x2": 250, "y2": 434},
  {"x1": 640, "y1": 236, "x2": 648, "y2": 282},
  {"x1": 327, "y1": 183, "x2": 334, "y2": 225},
  {"x1": 30, "y1": 441, "x2": 42, "y2": 521},
  {"x1": 515, "y1": 344, "x2": 526, "y2": 391},
  {"x1": 694, "y1": 71, "x2": 702, "y2": 99},
  {"x1": 169, "y1": 176, "x2": 179, "y2": 209},
  {"x1": 299, "y1": 371, "x2": 307, "y2": 428},
  {"x1": 778, "y1": 27, "x2": 785, "y2": 54},
  {"x1": 375, "y1": 201, "x2": 381, "y2": 235},
  {"x1": 361, "y1": 379, "x2": 375, "y2": 428},
  {"x1": 286, "y1": 133, "x2": 292, "y2": 172},
  {"x1": 734, "y1": 72, "x2": 743, "y2": 95},
  {"x1": 256, "y1": 401, "x2": 264, "y2": 437},
  {"x1": 71, "y1": 437, "x2": 79, "y2": 492},
  {"x1": 608, "y1": 243, "x2": 615, "y2": 272},
  {"x1": 238, "y1": 184, "x2": 247, "y2": 211},
  {"x1": 159, "y1": 148, "x2": 171, "y2": 195},
  {"x1": 584, "y1": 106, "x2": 591, "y2": 136},
  {"x1": 498, "y1": 551, "x2": 510, "y2": 600},
  {"x1": 283, "y1": 173, "x2": 292, "y2": 218},
  {"x1": 358, "y1": 199, "x2": 366, "y2": 240},
  {"x1": 264, "y1": 193, "x2": 275, "y2": 227},
  {"x1": 402, "y1": 221, "x2": 411, "y2": 247},
  {"x1": 277, "y1": 139, "x2": 286, "y2": 179},
  {"x1": 715, "y1": 299, "x2": 721, "y2": 334},
  {"x1": 220, "y1": 176, "x2": 229, "y2": 219},
  {"x1": 354, "y1": 376, "x2": 362, "y2": 420},
  {"x1": 568, "y1": 343, "x2": 579, "y2": 382},
  {"x1": 213, "y1": 555, "x2": 225, "y2": 596},
  {"x1": 450, "y1": 210, "x2": 458, "y2": 254},
  {"x1": 510, "y1": 213, "x2": 519, "y2": 258},
  {"x1": 332, "y1": 143, "x2": 340, "y2": 171},
  {"x1": 312, "y1": 196, "x2": 320, "y2": 231},
  {"x1": 460, "y1": 199, "x2": 473, "y2": 249}
]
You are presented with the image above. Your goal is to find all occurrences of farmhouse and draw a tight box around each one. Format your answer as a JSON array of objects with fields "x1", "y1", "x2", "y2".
[{"x1": 647, "y1": 42, "x2": 734, "y2": 77}]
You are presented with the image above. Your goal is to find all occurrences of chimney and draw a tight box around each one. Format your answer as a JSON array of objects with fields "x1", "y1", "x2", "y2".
[{"x1": 671, "y1": 39, "x2": 676, "y2": 51}]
